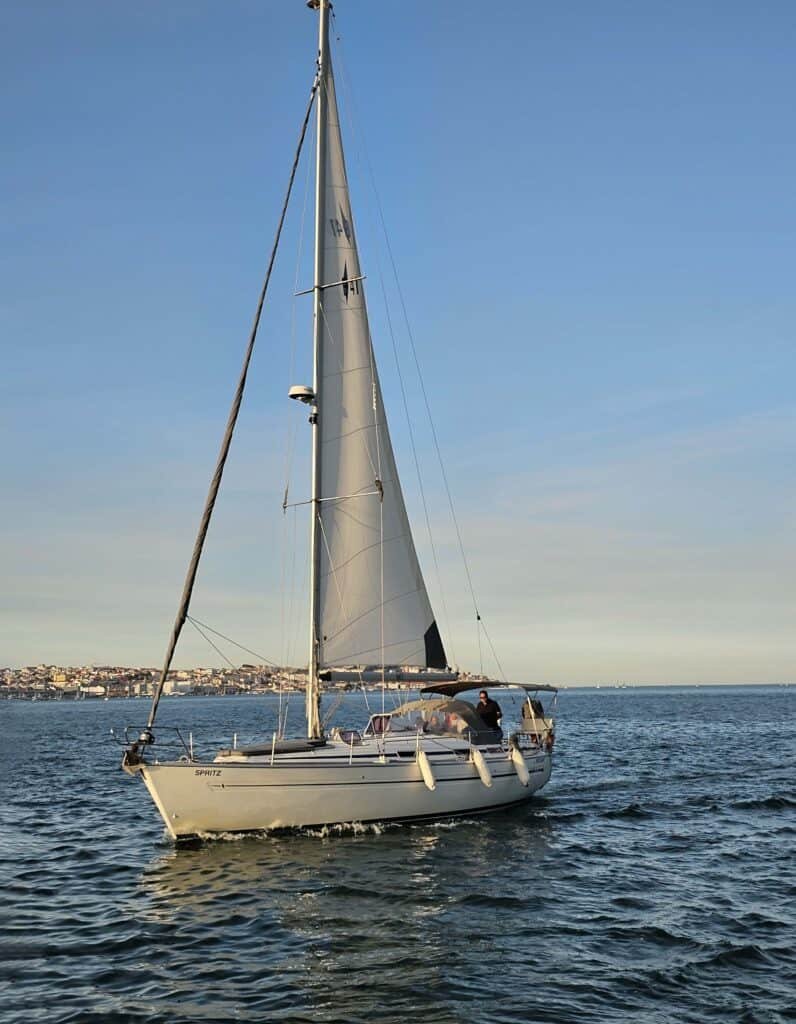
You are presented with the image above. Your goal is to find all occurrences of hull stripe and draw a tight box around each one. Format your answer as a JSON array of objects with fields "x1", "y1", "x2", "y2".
[{"x1": 205, "y1": 769, "x2": 545, "y2": 790}]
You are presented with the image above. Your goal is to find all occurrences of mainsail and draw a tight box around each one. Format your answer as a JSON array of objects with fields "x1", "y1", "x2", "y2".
[{"x1": 313, "y1": 52, "x2": 446, "y2": 671}]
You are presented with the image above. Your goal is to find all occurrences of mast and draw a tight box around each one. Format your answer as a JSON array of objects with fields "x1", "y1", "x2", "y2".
[{"x1": 306, "y1": 0, "x2": 330, "y2": 740}]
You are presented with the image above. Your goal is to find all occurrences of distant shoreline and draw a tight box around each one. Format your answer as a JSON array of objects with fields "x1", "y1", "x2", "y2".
[{"x1": 3, "y1": 680, "x2": 792, "y2": 703}]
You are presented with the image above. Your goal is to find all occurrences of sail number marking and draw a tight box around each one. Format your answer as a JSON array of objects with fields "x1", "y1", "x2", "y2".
[{"x1": 328, "y1": 205, "x2": 352, "y2": 242}]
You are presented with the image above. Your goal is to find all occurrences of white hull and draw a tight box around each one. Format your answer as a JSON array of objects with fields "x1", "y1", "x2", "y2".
[{"x1": 136, "y1": 740, "x2": 552, "y2": 840}]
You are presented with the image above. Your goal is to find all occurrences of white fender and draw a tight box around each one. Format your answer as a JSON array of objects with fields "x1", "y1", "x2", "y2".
[
  {"x1": 417, "y1": 749, "x2": 436, "y2": 791},
  {"x1": 510, "y1": 746, "x2": 530, "y2": 787},
  {"x1": 471, "y1": 748, "x2": 493, "y2": 788}
]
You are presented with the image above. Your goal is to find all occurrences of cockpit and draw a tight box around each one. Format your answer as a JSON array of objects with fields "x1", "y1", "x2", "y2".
[{"x1": 362, "y1": 697, "x2": 501, "y2": 744}]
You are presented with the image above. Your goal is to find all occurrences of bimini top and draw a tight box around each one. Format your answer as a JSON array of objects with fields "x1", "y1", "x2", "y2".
[
  {"x1": 385, "y1": 697, "x2": 501, "y2": 745},
  {"x1": 419, "y1": 680, "x2": 559, "y2": 698}
]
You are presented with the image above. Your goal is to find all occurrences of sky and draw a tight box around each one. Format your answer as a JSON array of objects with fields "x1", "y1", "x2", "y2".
[{"x1": 1, "y1": 1, "x2": 794, "y2": 683}]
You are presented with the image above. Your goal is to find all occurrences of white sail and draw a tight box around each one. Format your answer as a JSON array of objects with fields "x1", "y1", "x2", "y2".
[{"x1": 314, "y1": 54, "x2": 445, "y2": 670}]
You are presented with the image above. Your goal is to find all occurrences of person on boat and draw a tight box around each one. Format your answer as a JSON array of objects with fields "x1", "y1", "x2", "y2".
[{"x1": 476, "y1": 690, "x2": 502, "y2": 733}]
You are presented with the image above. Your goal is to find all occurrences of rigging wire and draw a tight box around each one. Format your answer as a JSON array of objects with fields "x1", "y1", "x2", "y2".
[
  {"x1": 373, "y1": 255, "x2": 458, "y2": 669},
  {"x1": 146, "y1": 72, "x2": 321, "y2": 732},
  {"x1": 280, "y1": 111, "x2": 315, "y2": 668},
  {"x1": 332, "y1": 18, "x2": 506, "y2": 681},
  {"x1": 364, "y1": 266, "x2": 387, "y2": 707},
  {"x1": 330, "y1": 22, "x2": 454, "y2": 650},
  {"x1": 312, "y1": 39, "x2": 438, "y2": 677},
  {"x1": 186, "y1": 615, "x2": 289, "y2": 729},
  {"x1": 312, "y1": 290, "x2": 388, "y2": 682},
  {"x1": 330, "y1": 22, "x2": 459, "y2": 667},
  {"x1": 186, "y1": 616, "x2": 280, "y2": 667},
  {"x1": 288, "y1": 532, "x2": 310, "y2": 672},
  {"x1": 285, "y1": 505, "x2": 300, "y2": 667},
  {"x1": 322, "y1": 690, "x2": 345, "y2": 728},
  {"x1": 186, "y1": 617, "x2": 237, "y2": 670},
  {"x1": 280, "y1": 690, "x2": 291, "y2": 739},
  {"x1": 315, "y1": 511, "x2": 369, "y2": 694}
]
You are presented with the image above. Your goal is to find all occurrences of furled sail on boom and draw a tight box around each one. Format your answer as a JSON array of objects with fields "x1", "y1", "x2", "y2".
[{"x1": 313, "y1": 51, "x2": 446, "y2": 671}]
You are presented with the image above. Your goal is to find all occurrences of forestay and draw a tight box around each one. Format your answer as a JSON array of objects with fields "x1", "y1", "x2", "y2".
[{"x1": 314, "y1": 51, "x2": 445, "y2": 670}]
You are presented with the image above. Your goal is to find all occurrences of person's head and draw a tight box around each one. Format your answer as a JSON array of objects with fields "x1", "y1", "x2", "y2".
[{"x1": 479, "y1": 690, "x2": 488, "y2": 704}]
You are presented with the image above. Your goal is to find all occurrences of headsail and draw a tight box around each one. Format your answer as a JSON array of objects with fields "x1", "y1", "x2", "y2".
[{"x1": 313, "y1": 50, "x2": 446, "y2": 671}]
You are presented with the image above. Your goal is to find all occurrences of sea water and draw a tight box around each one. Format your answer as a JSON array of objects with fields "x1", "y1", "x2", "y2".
[{"x1": 1, "y1": 686, "x2": 794, "y2": 1023}]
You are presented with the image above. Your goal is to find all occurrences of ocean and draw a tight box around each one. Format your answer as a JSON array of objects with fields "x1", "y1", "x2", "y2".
[{"x1": 1, "y1": 685, "x2": 794, "y2": 1023}]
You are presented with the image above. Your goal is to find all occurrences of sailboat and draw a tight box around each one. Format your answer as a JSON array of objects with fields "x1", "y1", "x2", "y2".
[{"x1": 121, "y1": 0, "x2": 557, "y2": 840}]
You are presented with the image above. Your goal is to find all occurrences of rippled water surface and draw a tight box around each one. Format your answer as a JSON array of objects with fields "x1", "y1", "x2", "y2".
[{"x1": 2, "y1": 686, "x2": 794, "y2": 1023}]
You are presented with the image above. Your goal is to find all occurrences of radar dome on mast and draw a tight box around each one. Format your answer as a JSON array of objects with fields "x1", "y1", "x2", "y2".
[{"x1": 288, "y1": 385, "x2": 315, "y2": 404}]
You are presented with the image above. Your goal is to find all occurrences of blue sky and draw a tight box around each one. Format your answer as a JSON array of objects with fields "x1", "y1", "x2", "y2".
[{"x1": 1, "y1": 1, "x2": 794, "y2": 682}]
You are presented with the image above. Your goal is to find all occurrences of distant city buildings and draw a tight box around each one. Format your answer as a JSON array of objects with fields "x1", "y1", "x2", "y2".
[
  {"x1": 1, "y1": 664, "x2": 305, "y2": 700},
  {"x1": 0, "y1": 664, "x2": 431, "y2": 700}
]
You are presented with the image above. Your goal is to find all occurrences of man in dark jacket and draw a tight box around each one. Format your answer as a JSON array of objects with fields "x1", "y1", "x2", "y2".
[{"x1": 476, "y1": 689, "x2": 502, "y2": 731}]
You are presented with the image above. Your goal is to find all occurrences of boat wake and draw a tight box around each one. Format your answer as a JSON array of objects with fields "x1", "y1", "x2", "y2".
[
  {"x1": 187, "y1": 821, "x2": 389, "y2": 843},
  {"x1": 299, "y1": 821, "x2": 386, "y2": 838}
]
